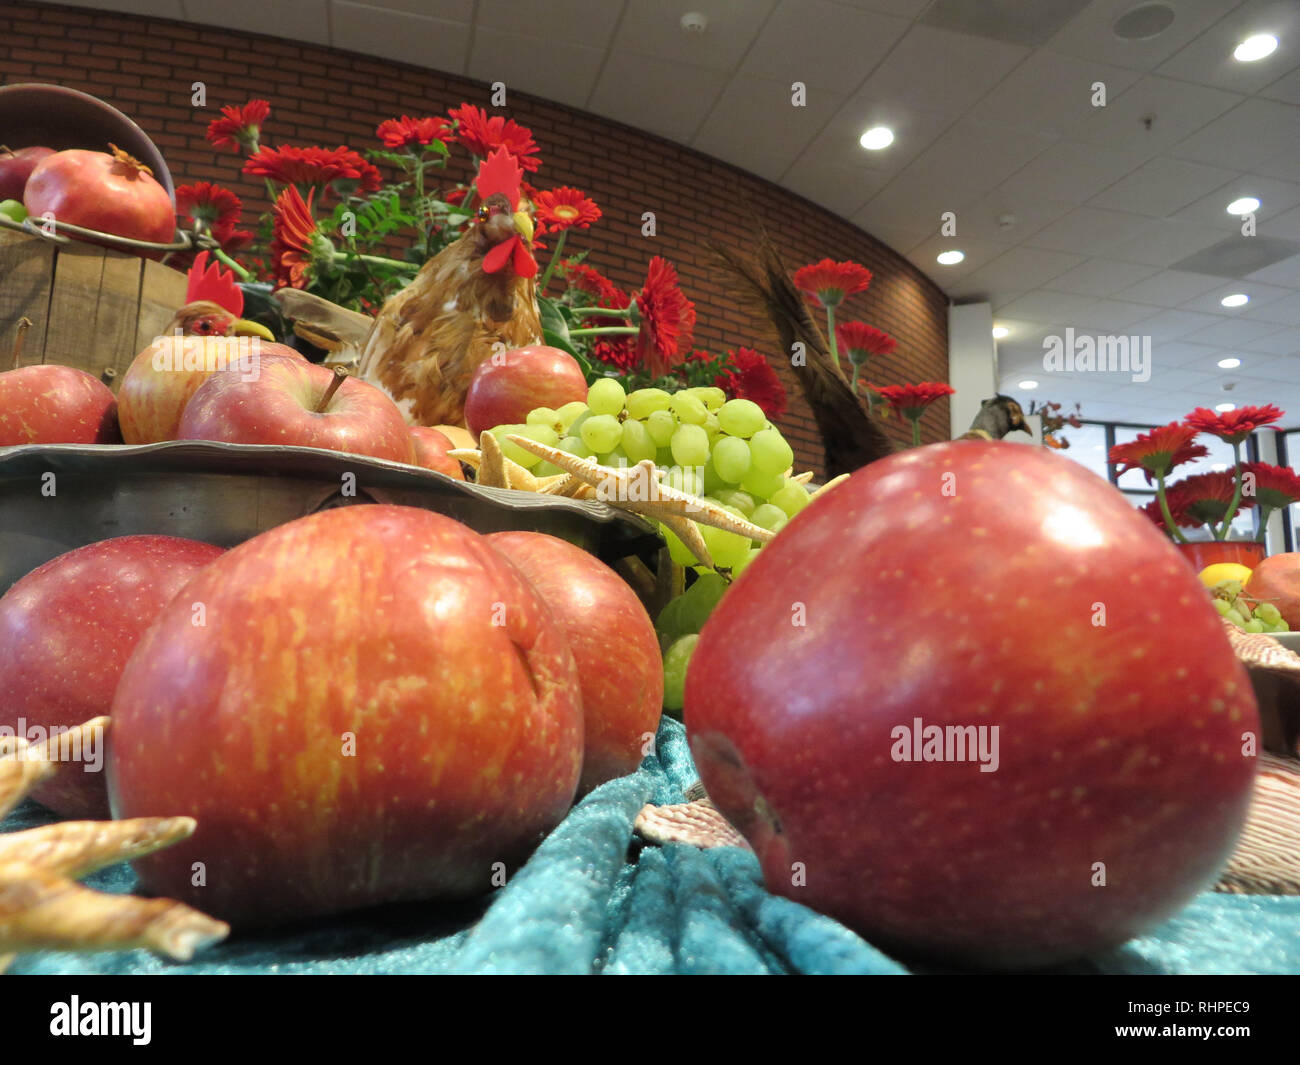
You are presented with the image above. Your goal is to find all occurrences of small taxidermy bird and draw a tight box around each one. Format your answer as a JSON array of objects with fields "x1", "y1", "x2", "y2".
[
  {"x1": 356, "y1": 148, "x2": 544, "y2": 426},
  {"x1": 166, "y1": 252, "x2": 275, "y2": 340},
  {"x1": 962, "y1": 395, "x2": 1032, "y2": 442}
]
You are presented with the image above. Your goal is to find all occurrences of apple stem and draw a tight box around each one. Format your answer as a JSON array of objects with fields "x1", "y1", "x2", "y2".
[
  {"x1": 11, "y1": 317, "x2": 31, "y2": 370},
  {"x1": 315, "y1": 365, "x2": 348, "y2": 412}
]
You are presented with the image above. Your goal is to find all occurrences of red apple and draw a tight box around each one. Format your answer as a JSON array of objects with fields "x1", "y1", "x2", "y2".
[
  {"x1": 487, "y1": 531, "x2": 663, "y2": 793},
  {"x1": 0, "y1": 535, "x2": 223, "y2": 818},
  {"x1": 108, "y1": 505, "x2": 583, "y2": 923},
  {"x1": 0, "y1": 363, "x2": 120, "y2": 446},
  {"x1": 118, "y1": 337, "x2": 304, "y2": 444},
  {"x1": 464, "y1": 345, "x2": 588, "y2": 438},
  {"x1": 0, "y1": 146, "x2": 54, "y2": 200},
  {"x1": 409, "y1": 425, "x2": 465, "y2": 480},
  {"x1": 176, "y1": 353, "x2": 414, "y2": 464},
  {"x1": 685, "y1": 440, "x2": 1259, "y2": 968}
]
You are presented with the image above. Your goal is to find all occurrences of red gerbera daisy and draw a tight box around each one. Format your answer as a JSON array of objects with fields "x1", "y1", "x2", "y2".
[
  {"x1": 1241, "y1": 462, "x2": 1300, "y2": 511},
  {"x1": 206, "y1": 99, "x2": 270, "y2": 153},
  {"x1": 1108, "y1": 422, "x2": 1208, "y2": 483},
  {"x1": 269, "y1": 185, "x2": 324, "y2": 289},
  {"x1": 446, "y1": 104, "x2": 541, "y2": 172},
  {"x1": 174, "y1": 181, "x2": 243, "y2": 241},
  {"x1": 563, "y1": 260, "x2": 624, "y2": 306},
  {"x1": 592, "y1": 338, "x2": 640, "y2": 373},
  {"x1": 836, "y1": 321, "x2": 896, "y2": 363},
  {"x1": 533, "y1": 187, "x2": 601, "y2": 234},
  {"x1": 244, "y1": 145, "x2": 379, "y2": 193},
  {"x1": 1175, "y1": 471, "x2": 1259, "y2": 527},
  {"x1": 376, "y1": 115, "x2": 451, "y2": 149},
  {"x1": 793, "y1": 258, "x2": 872, "y2": 309},
  {"x1": 712, "y1": 347, "x2": 787, "y2": 420},
  {"x1": 635, "y1": 257, "x2": 696, "y2": 379},
  {"x1": 1184, "y1": 404, "x2": 1284, "y2": 445},
  {"x1": 445, "y1": 186, "x2": 468, "y2": 207},
  {"x1": 1140, "y1": 485, "x2": 1199, "y2": 532},
  {"x1": 871, "y1": 381, "x2": 954, "y2": 446}
]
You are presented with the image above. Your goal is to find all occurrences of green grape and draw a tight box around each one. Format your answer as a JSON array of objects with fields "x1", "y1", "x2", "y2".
[
  {"x1": 714, "y1": 488, "x2": 756, "y2": 516},
  {"x1": 671, "y1": 423, "x2": 710, "y2": 467},
  {"x1": 601, "y1": 447, "x2": 630, "y2": 468},
  {"x1": 655, "y1": 595, "x2": 690, "y2": 642},
  {"x1": 1277, "y1": 619, "x2": 1291, "y2": 632},
  {"x1": 695, "y1": 387, "x2": 727, "y2": 411},
  {"x1": 749, "y1": 428, "x2": 794, "y2": 475},
  {"x1": 1244, "y1": 618, "x2": 1265, "y2": 633},
  {"x1": 670, "y1": 392, "x2": 709, "y2": 425},
  {"x1": 750, "y1": 503, "x2": 789, "y2": 534},
  {"x1": 660, "y1": 522, "x2": 704, "y2": 566},
  {"x1": 489, "y1": 424, "x2": 543, "y2": 468},
  {"x1": 740, "y1": 465, "x2": 785, "y2": 500},
  {"x1": 556, "y1": 401, "x2": 588, "y2": 429},
  {"x1": 664, "y1": 465, "x2": 703, "y2": 496},
  {"x1": 1212, "y1": 598, "x2": 1232, "y2": 616},
  {"x1": 769, "y1": 479, "x2": 810, "y2": 518},
  {"x1": 678, "y1": 572, "x2": 728, "y2": 632},
  {"x1": 646, "y1": 409, "x2": 677, "y2": 447},
  {"x1": 732, "y1": 546, "x2": 763, "y2": 577},
  {"x1": 588, "y1": 377, "x2": 627, "y2": 416},
  {"x1": 704, "y1": 413, "x2": 721, "y2": 439},
  {"x1": 702, "y1": 522, "x2": 751, "y2": 570},
  {"x1": 712, "y1": 435, "x2": 751, "y2": 483},
  {"x1": 526, "y1": 406, "x2": 559, "y2": 428},
  {"x1": 626, "y1": 387, "x2": 672, "y2": 419},
  {"x1": 1224, "y1": 609, "x2": 1247, "y2": 628},
  {"x1": 580, "y1": 414, "x2": 622, "y2": 453},
  {"x1": 558, "y1": 434, "x2": 593, "y2": 459},
  {"x1": 621, "y1": 418, "x2": 657, "y2": 463},
  {"x1": 701, "y1": 457, "x2": 726, "y2": 494},
  {"x1": 1255, "y1": 602, "x2": 1282, "y2": 624},
  {"x1": 534, "y1": 459, "x2": 564, "y2": 478},
  {"x1": 567, "y1": 410, "x2": 591, "y2": 437},
  {"x1": 717, "y1": 398, "x2": 765, "y2": 438},
  {"x1": 662, "y1": 634, "x2": 699, "y2": 714},
  {"x1": 655, "y1": 446, "x2": 675, "y2": 468}
]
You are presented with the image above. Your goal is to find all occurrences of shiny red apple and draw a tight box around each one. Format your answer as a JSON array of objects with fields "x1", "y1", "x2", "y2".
[
  {"x1": 0, "y1": 535, "x2": 224, "y2": 818},
  {"x1": 176, "y1": 354, "x2": 414, "y2": 463},
  {"x1": 408, "y1": 425, "x2": 465, "y2": 480},
  {"x1": 108, "y1": 505, "x2": 584, "y2": 924},
  {"x1": 0, "y1": 146, "x2": 54, "y2": 200},
  {"x1": 0, "y1": 363, "x2": 120, "y2": 446},
  {"x1": 464, "y1": 345, "x2": 588, "y2": 438},
  {"x1": 487, "y1": 531, "x2": 663, "y2": 794},
  {"x1": 685, "y1": 440, "x2": 1259, "y2": 968}
]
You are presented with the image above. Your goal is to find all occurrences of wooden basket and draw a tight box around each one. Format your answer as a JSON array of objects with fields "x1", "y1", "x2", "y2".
[{"x1": 0, "y1": 229, "x2": 186, "y2": 388}]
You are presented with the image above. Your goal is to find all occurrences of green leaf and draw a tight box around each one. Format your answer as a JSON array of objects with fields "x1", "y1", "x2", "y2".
[
  {"x1": 543, "y1": 328, "x2": 592, "y2": 377},
  {"x1": 423, "y1": 140, "x2": 450, "y2": 157}
]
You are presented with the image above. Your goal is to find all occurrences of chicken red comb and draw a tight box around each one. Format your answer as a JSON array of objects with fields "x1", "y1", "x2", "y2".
[
  {"x1": 186, "y1": 251, "x2": 244, "y2": 316},
  {"x1": 474, "y1": 148, "x2": 522, "y2": 211}
]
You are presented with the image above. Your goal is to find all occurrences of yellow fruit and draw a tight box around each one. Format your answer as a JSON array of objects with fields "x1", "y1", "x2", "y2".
[{"x1": 1198, "y1": 562, "x2": 1253, "y2": 589}]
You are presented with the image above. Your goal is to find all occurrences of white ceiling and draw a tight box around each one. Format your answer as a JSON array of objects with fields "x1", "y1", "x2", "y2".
[{"x1": 72, "y1": 0, "x2": 1300, "y2": 427}]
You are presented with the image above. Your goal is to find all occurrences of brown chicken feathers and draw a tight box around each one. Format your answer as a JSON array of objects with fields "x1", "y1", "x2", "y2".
[{"x1": 357, "y1": 149, "x2": 543, "y2": 427}]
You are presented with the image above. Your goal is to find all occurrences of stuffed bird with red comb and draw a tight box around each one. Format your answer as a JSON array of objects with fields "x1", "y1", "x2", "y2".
[
  {"x1": 166, "y1": 251, "x2": 275, "y2": 340},
  {"x1": 357, "y1": 148, "x2": 543, "y2": 427}
]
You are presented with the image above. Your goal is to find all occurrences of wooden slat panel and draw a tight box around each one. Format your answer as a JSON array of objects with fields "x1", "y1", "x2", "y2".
[
  {"x1": 136, "y1": 258, "x2": 187, "y2": 353},
  {"x1": 43, "y1": 243, "x2": 107, "y2": 373},
  {"x1": 94, "y1": 251, "x2": 145, "y2": 390},
  {"x1": 0, "y1": 231, "x2": 56, "y2": 368}
]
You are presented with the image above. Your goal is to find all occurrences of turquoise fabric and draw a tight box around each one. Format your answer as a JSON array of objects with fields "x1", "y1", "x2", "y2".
[{"x1": 5, "y1": 718, "x2": 1299, "y2": 975}]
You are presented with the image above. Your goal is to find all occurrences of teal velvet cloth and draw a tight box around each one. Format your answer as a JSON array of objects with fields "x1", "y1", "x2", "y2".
[{"x1": 6, "y1": 718, "x2": 1300, "y2": 975}]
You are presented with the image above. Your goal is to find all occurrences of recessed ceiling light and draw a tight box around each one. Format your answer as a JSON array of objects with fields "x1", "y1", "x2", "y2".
[
  {"x1": 936, "y1": 250, "x2": 964, "y2": 265},
  {"x1": 1018, "y1": 379, "x2": 1039, "y2": 390},
  {"x1": 992, "y1": 325, "x2": 1009, "y2": 339},
  {"x1": 1221, "y1": 293, "x2": 1249, "y2": 307},
  {"x1": 1215, "y1": 402, "x2": 1236, "y2": 412},
  {"x1": 859, "y1": 126, "x2": 894, "y2": 150},
  {"x1": 1226, "y1": 196, "x2": 1261, "y2": 215},
  {"x1": 1234, "y1": 33, "x2": 1278, "y2": 62},
  {"x1": 1218, "y1": 357, "x2": 1242, "y2": 369}
]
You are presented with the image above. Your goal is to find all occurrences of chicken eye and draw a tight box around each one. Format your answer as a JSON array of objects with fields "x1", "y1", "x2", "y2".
[{"x1": 476, "y1": 205, "x2": 490, "y2": 222}]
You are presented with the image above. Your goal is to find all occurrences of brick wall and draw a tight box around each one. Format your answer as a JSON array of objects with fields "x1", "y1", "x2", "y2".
[{"x1": 0, "y1": 0, "x2": 950, "y2": 475}]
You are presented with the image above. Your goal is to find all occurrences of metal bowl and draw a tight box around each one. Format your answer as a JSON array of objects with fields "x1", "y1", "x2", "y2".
[{"x1": 0, "y1": 442, "x2": 659, "y2": 595}]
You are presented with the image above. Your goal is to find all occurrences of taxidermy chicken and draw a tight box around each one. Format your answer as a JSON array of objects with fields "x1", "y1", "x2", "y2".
[
  {"x1": 166, "y1": 251, "x2": 275, "y2": 340},
  {"x1": 356, "y1": 148, "x2": 543, "y2": 427}
]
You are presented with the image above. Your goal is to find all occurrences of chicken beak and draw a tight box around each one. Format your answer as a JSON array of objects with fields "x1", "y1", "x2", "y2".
[
  {"x1": 512, "y1": 211, "x2": 535, "y2": 245},
  {"x1": 231, "y1": 319, "x2": 276, "y2": 342}
]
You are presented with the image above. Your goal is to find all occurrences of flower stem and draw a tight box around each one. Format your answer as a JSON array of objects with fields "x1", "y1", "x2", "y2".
[
  {"x1": 909, "y1": 416, "x2": 922, "y2": 447},
  {"x1": 210, "y1": 247, "x2": 253, "y2": 283},
  {"x1": 343, "y1": 252, "x2": 418, "y2": 272},
  {"x1": 570, "y1": 304, "x2": 633, "y2": 319},
  {"x1": 825, "y1": 304, "x2": 840, "y2": 371},
  {"x1": 1215, "y1": 443, "x2": 1245, "y2": 541},
  {"x1": 569, "y1": 326, "x2": 638, "y2": 337},
  {"x1": 538, "y1": 229, "x2": 567, "y2": 296},
  {"x1": 1155, "y1": 471, "x2": 1189, "y2": 544}
]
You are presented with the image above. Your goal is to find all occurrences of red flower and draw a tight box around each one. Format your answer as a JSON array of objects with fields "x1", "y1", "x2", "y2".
[
  {"x1": 712, "y1": 347, "x2": 787, "y2": 421},
  {"x1": 1140, "y1": 487, "x2": 1197, "y2": 532},
  {"x1": 635, "y1": 257, "x2": 696, "y2": 379},
  {"x1": 1184, "y1": 404, "x2": 1283, "y2": 445},
  {"x1": 836, "y1": 321, "x2": 896, "y2": 363},
  {"x1": 563, "y1": 260, "x2": 624, "y2": 306},
  {"x1": 870, "y1": 382, "x2": 955, "y2": 420},
  {"x1": 592, "y1": 339, "x2": 639, "y2": 373},
  {"x1": 446, "y1": 104, "x2": 541, "y2": 172},
  {"x1": 1173, "y1": 471, "x2": 1259, "y2": 527},
  {"x1": 1242, "y1": 462, "x2": 1300, "y2": 511},
  {"x1": 1108, "y1": 422, "x2": 1208, "y2": 483},
  {"x1": 244, "y1": 145, "x2": 379, "y2": 193},
  {"x1": 269, "y1": 185, "x2": 322, "y2": 289},
  {"x1": 793, "y1": 258, "x2": 872, "y2": 309},
  {"x1": 376, "y1": 115, "x2": 451, "y2": 149},
  {"x1": 175, "y1": 181, "x2": 243, "y2": 241},
  {"x1": 534, "y1": 187, "x2": 601, "y2": 233},
  {"x1": 206, "y1": 100, "x2": 270, "y2": 153},
  {"x1": 445, "y1": 187, "x2": 468, "y2": 207}
]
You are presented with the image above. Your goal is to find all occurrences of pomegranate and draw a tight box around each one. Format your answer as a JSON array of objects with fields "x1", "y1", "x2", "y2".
[{"x1": 24, "y1": 144, "x2": 174, "y2": 245}]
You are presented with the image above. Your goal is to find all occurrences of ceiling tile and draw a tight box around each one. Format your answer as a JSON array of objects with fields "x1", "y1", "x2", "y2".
[
  {"x1": 1107, "y1": 218, "x2": 1227, "y2": 267},
  {"x1": 781, "y1": 154, "x2": 892, "y2": 218},
  {"x1": 905, "y1": 236, "x2": 1014, "y2": 284},
  {"x1": 997, "y1": 139, "x2": 1148, "y2": 203},
  {"x1": 101, "y1": 0, "x2": 186, "y2": 15},
  {"x1": 830, "y1": 0, "x2": 933, "y2": 16},
  {"x1": 1135, "y1": 308, "x2": 1224, "y2": 340},
  {"x1": 853, "y1": 174, "x2": 983, "y2": 236},
  {"x1": 794, "y1": 100, "x2": 955, "y2": 183},
  {"x1": 1088, "y1": 156, "x2": 1238, "y2": 217},
  {"x1": 957, "y1": 247, "x2": 1090, "y2": 293},
  {"x1": 1170, "y1": 174, "x2": 1300, "y2": 231},
  {"x1": 1046, "y1": 258, "x2": 1161, "y2": 298},
  {"x1": 361, "y1": 0, "x2": 472, "y2": 17},
  {"x1": 971, "y1": 51, "x2": 1141, "y2": 137},
  {"x1": 612, "y1": 0, "x2": 776, "y2": 72},
  {"x1": 1071, "y1": 299, "x2": 1160, "y2": 330},
  {"x1": 1154, "y1": 0, "x2": 1300, "y2": 94},
  {"x1": 188, "y1": 0, "x2": 328, "y2": 45},
  {"x1": 1260, "y1": 205, "x2": 1300, "y2": 243},
  {"x1": 859, "y1": 223, "x2": 933, "y2": 257},
  {"x1": 939, "y1": 191, "x2": 1075, "y2": 245},
  {"x1": 996, "y1": 289, "x2": 1104, "y2": 323},
  {"x1": 588, "y1": 52, "x2": 731, "y2": 144},
  {"x1": 894, "y1": 117, "x2": 1056, "y2": 195},
  {"x1": 1177, "y1": 318, "x2": 1288, "y2": 346},
  {"x1": 467, "y1": 28, "x2": 605, "y2": 110},
  {"x1": 1117, "y1": 269, "x2": 1225, "y2": 307},
  {"x1": 693, "y1": 78, "x2": 844, "y2": 183},
  {"x1": 1071, "y1": 75, "x2": 1244, "y2": 158},
  {"x1": 1234, "y1": 330, "x2": 1300, "y2": 355},
  {"x1": 739, "y1": 0, "x2": 911, "y2": 93},
  {"x1": 1262, "y1": 64, "x2": 1300, "y2": 106},
  {"x1": 1045, "y1": 0, "x2": 1239, "y2": 72},
  {"x1": 1238, "y1": 293, "x2": 1300, "y2": 326},
  {"x1": 1167, "y1": 98, "x2": 1300, "y2": 171},
  {"x1": 330, "y1": 2, "x2": 468, "y2": 68},
  {"x1": 474, "y1": 0, "x2": 619, "y2": 48},
  {"x1": 1246, "y1": 252, "x2": 1300, "y2": 287},
  {"x1": 1025, "y1": 205, "x2": 1153, "y2": 256},
  {"x1": 1180, "y1": 280, "x2": 1294, "y2": 313}
]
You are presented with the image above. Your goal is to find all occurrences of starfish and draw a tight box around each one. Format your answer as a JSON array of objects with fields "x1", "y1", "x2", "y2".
[
  {"x1": 0, "y1": 717, "x2": 229, "y2": 972},
  {"x1": 447, "y1": 433, "x2": 569, "y2": 494},
  {"x1": 505, "y1": 435, "x2": 775, "y2": 571}
]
